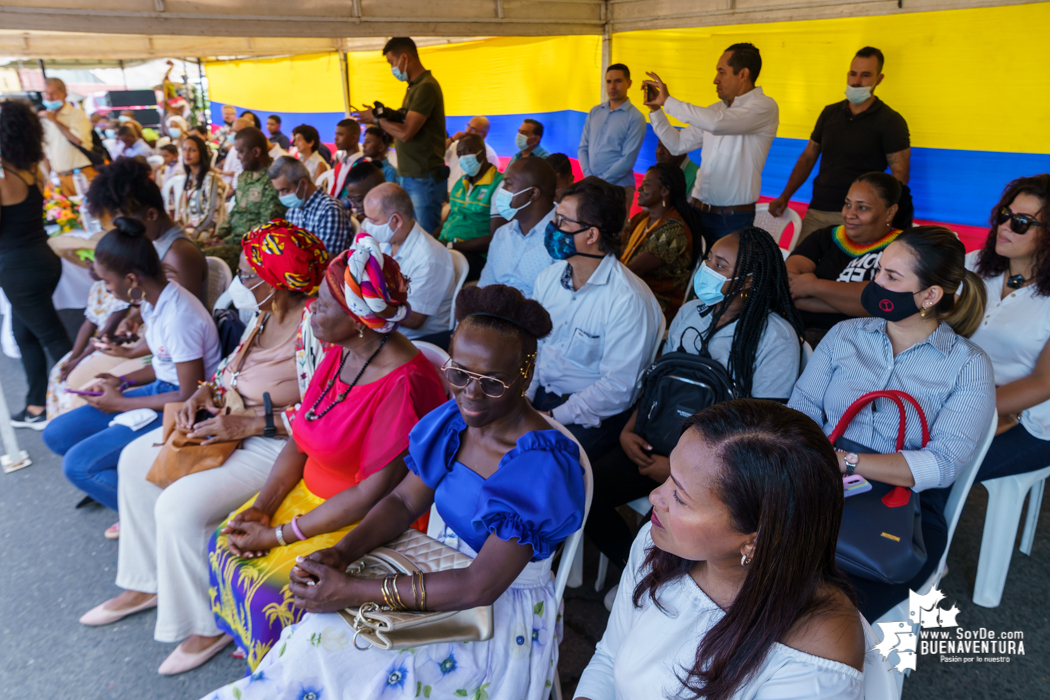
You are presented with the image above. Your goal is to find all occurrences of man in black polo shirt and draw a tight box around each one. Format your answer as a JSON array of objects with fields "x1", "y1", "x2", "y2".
[
  {"x1": 769, "y1": 47, "x2": 909, "y2": 240},
  {"x1": 355, "y1": 37, "x2": 447, "y2": 236}
]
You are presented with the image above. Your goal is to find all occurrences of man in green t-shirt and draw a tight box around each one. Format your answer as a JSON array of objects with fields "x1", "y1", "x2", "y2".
[
  {"x1": 356, "y1": 37, "x2": 447, "y2": 236},
  {"x1": 435, "y1": 134, "x2": 504, "y2": 281}
]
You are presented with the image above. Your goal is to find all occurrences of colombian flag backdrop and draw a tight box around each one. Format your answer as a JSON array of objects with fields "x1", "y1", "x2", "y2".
[{"x1": 207, "y1": 3, "x2": 1050, "y2": 244}]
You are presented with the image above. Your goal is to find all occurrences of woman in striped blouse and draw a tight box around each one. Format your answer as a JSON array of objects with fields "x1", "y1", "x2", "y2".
[{"x1": 789, "y1": 225, "x2": 996, "y2": 621}]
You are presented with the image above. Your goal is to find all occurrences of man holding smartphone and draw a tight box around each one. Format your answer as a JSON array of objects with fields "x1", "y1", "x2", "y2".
[
  {"x1": 643, "y1": 43, "x2": 779, "y2": 249},
  {"x1": 578, "y1": 64, "x2": 646, "y2": 216}
]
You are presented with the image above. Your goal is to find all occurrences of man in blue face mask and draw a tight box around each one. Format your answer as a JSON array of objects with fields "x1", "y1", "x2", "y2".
[
  {"x1": 38, "y1": 77, "x2": 98, "y2": 195},
  {"x1": 528, "y1": 176, "x2": 663, "y2": 459},
  {"x1": 509, "y1": 119, "x2": 549, "y2": 165},
  {"x1": 354, "y1": 37, "x2": 447, "y2": 236},
  {"x1": 268, "y1": 155, "x2": 350, "y2": 255},
  {"x1": 768, "y1": 46, "x2": 911, "y2": 242}
]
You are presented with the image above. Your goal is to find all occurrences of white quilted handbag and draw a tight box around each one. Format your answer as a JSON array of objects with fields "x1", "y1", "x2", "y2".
[{"x1": 337, "y1": 528, "x2": 494, "y2": 650}]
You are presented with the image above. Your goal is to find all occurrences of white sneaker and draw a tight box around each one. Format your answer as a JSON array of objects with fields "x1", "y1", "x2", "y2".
[{"x1": 603, "y1": 584, "x2": 619, "y2": 612}]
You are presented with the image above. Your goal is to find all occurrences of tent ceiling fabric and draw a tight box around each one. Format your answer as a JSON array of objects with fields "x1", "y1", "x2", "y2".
[{"x1": 0, "y1": 0, "x2": 1037, "y2": 59}]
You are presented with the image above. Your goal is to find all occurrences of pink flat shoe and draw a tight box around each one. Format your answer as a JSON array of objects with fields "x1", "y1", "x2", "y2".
[
  {"x1": 79, "y1": 596, "x2": 157, "y2": 626},
  {"x1": 158, "y1": 635, "x2": 233, "y2": 675},
  {"x1": 104, "y1": 522, "x2": 120, "y2": 540}
]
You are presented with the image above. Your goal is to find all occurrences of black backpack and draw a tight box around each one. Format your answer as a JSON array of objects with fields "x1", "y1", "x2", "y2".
[
  {"x1": 634, "y1": 349, "x2": 737, "y2": 456},
  {"x1": 69, "y1": 129, "x2": 109, "y2": 168}
]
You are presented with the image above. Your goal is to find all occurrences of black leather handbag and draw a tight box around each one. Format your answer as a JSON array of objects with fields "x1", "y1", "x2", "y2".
[{"x1": 832, "y1": 390, "x2": 929, "y2": 585}]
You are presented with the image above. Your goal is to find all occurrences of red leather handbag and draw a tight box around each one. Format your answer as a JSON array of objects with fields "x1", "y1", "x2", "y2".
[{"x1": 830, "y1": 390, "x2": 929, "y2": 585}]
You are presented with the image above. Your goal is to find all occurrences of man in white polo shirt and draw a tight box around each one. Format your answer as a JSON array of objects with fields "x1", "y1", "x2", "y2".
[
  {"x1": 643, "y1": 42, "x2": 779, "y2": 249},
  {"x1": 360, "y1": 183, "x2": 455, "y2": 339},
  {"x1": 528, "y1": 176, "x2": 662, "y2": 459}
]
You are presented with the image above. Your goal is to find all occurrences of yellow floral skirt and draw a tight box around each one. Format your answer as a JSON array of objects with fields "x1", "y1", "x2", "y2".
[{"x1": 208, "y1": 479, "x2": 356, "y2": 670}]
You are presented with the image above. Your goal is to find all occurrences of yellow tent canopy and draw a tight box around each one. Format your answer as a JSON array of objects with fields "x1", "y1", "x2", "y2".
[{"x1": 0, "y1": 0, "x2": 1036, "y2": 60}]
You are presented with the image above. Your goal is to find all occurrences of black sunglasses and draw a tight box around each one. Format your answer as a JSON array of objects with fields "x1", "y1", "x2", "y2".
[{"x1": 996, "y1": 206, "x2": 1045, "y2": 235}]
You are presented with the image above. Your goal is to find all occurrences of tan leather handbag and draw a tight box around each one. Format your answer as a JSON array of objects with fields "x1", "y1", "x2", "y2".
[
  {"x1": 337, "y1": 529, "x2": 494, "y2": 651},
  {"x1": 145, "y1": 320, "x2": 262, "y2": 488}
]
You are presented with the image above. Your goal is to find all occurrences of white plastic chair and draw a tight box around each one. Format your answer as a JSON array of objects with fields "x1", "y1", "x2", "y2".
[
  {"x1": 447, "y1": 249, "x2": 470, "y2": 331},
  {"x1": 972, "y1": 463, "x2": 1050, "y2": 608},
  {"x1": 161, "y1": 173, "x2": 186, "y2": 219},
  {"x1": 800, "y1": 341, "x2": 814, "y2": 372},
  {"x1": 315, "y1": 168, "x2": 334, "y2": 193},
  {"x1": 755, "y1": 202, "x2": 803, "y2": 252},
  {"x1": 861, "y1": 615, "x2": 900, "y2": 700},
  {"x1": 872, "y1": 412, "x2": 997, "y2": 698},
  {"x1": 411, "y1": 340, "x2": 451, "y2": 397},
  {"x1": 205, "y1": 256, "x2": 233, "y2": 312}
]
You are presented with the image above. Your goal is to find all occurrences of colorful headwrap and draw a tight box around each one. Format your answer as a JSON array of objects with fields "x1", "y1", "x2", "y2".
[
  {"x1": 325, "y1": 233, "x2": 411, "y2": 334},
  {"x1": 241, "y1": 219, "x2": 330, "y2": 294}
]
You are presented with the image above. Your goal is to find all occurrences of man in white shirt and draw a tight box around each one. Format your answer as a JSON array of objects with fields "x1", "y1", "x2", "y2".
[
  {"x1": 361, "y1": 183, "x2": 455, "y2": 339},
  {"x1": 329, "y1": 118, "x2": 365, "y2": 204},
  {"x1": 38, "y1": 77, "x2": 97, "y2": 195},
  {"x1": 478, "y1": 157, "x2": 558, "y2": 298},
  {"x1": 644, "y1": 42, "x2": 779, "y2": 248},
  {"x1": 445, "y1": 115, "x2": 500, "y2": 194},
  {"x1": 114, "y1": 125, "x2": 154, "y2": 159},
  {"x1": 528, "y1": 176, "x2": 662, "y2": 457}
]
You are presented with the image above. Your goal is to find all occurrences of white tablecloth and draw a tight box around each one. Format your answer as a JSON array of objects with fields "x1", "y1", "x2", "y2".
[{"x1": 1, "y1": 258, "x2": 94, "y2": 359}]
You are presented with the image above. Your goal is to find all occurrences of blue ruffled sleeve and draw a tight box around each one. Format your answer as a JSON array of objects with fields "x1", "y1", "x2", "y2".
[
  {"x1": 404, "y1": 399, "x2": 465, "y2": 490},
  {"x1": 472, "y1": 430, "x2": 586, "y2": 561}
]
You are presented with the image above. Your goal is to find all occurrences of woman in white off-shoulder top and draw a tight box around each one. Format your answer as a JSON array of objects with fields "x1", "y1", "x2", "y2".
[{"x1": 576, "y1": 399, "x2": 880, "y2": 700}]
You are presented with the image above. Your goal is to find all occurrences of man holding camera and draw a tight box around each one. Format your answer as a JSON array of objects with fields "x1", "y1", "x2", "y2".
[
  {"x1": 355, "y1": 37, "x2": 447, "y2": 235},
  {"x1": 644, "y1": 43, "x2": 779, "y2": 248}
]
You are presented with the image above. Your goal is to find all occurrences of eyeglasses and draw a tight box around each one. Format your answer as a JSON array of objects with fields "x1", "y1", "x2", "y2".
[
  {"x1": 236, "y1": 268, "x2": 260, "y2": 282},
  {"x1": 552, "y1": 214, "x2": 595, "y2": 235},
  {"x1": 441, "y1": 358, "x2": 533, "y2": 398},
  {"x1": 996, "y1": 206, "x2": 1045, "y2": 235}
]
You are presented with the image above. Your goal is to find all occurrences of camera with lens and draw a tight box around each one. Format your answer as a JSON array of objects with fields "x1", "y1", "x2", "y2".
[{"x1": 372, "y1": 101, "x2": 407, "y2": 124}]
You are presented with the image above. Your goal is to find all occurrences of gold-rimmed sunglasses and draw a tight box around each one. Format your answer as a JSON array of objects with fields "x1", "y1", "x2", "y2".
[{"x1": 441, "y1": 356, "x2": 535, "y2": 398}]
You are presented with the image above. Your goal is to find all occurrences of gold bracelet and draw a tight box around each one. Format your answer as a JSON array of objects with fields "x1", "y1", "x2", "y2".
[
  {"x1": 419, "y1": 572, "x2": 427, "y2": 612},
  {"x1": 381, "y1": 575, "x2": 396, "y2": 610},
  {"x1": 391, "y1": 574, "x2": 407, "y2": 611},
  {"x1": 410, "y1": 571, "x2": 419, "y2": 611}
]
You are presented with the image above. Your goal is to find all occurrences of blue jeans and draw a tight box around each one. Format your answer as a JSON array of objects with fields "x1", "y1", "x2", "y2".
[
  {"x1": 42, "y1": 380, "x2": 177, "y2": 511},
  {"x1": 694, "y1": 208, "x2": 756, "y2": 250},
  {"x1": 399, "y1": 175, "x2": 448, "y2": 235},
  {"x1": 976, "y1": 422, "x2": 1050, "y2": 481}
]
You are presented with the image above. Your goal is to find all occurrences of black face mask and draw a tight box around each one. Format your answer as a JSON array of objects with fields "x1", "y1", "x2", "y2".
[{"x1": 861, "y1": 281, "x2": 922, "y2": 322}]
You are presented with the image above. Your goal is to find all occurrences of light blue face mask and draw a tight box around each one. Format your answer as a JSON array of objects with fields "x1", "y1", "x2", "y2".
[
  {"x1": 391, "y1": 57, "x2": 408, "y2": 82},
  {"x1": 279, "y1": 181, "x2": 306, "y2": 209},
  {"x1": 692, "y1": 263, "x2": 732, "y2": 307},
  {"x1": 515, "y1": 133, "x2": 530, "y2": 152},
  {"x1": 104, "y1": 128, "x2": 117, "y2": 139},
  {"x1": 844, "y1": 85, "x2": 873, "y2": 105},
  {"x1": 459, "y1": 153, "x2": 482, "y2": 177},
  {"x1": 169, "y1": 127, "x2": 182, "y2": 138},
  {"x1": 494, "y1": 186, "x2": 534, "y2": 220},
  {"x1": 42, "y1": 99, "x2": 64, "y2": 111}
]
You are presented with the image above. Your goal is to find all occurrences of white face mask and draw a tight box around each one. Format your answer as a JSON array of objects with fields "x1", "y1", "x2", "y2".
[
  {"x1": 844, "y1": 85, "x2": 873, "y2": 105},
  {"x1": 228, "y1": 276, "x2": 272, "y2": 311},
  {"x1": 362, "y1": 216, "x2": 399, "y2": 244}
]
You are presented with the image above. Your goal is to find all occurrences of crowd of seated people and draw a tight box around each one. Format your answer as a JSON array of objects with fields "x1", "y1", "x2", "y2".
[{"x1": 8, "y1": 32, "x2": 1050, "y2": 700}]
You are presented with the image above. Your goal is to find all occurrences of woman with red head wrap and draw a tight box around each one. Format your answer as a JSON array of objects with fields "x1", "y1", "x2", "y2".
[
  {"x1": 79, "y1": 220, "x2": 333, "y2": 675},
  {"x1": 209, "y1": 232, "x2": 447, "y2": 670}
]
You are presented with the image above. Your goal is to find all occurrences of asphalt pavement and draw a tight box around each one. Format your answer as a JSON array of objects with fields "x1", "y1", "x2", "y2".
[{"x1": 0, "y1": 311, "x2": 1046, "y2": 698}]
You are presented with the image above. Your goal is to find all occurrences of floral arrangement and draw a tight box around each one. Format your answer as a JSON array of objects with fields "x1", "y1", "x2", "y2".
[{"x1": 43, "y1": 187, "x2": 80, "y2": 234}]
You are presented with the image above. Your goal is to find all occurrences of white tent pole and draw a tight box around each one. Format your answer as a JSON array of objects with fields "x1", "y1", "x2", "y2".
[
  {"x1": 339, "y1": 49, "x2": 351, "y2": 117},
  {"x1": 0, "y1": 378, "x2": 32, "y2": 474},
  {"x1": 600, "y1": 6, "x2": 611, "y2": 104}
]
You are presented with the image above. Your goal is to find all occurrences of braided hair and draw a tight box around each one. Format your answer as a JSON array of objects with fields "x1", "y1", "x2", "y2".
[
  {"x1": 700, "y1": 227, "x2": 804, "y2": 398},
  {"x1": 647, "y1": 162, "x2": 704, "y2": 262}
]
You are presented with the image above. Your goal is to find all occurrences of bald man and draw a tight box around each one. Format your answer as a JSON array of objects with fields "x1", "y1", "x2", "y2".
[
  {"x1": 361, "y1": 183, "x2": 455, "y2": 339},
  {"x1": 445, "y1": 115, "x2": 501, "y2": 194},
  {"x1": 477, "y1": 156, "x2": 558, "y2": 297}
]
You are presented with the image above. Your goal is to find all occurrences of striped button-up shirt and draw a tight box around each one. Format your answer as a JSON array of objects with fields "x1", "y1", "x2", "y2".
[{"x1": 788, "y1": 318, "x2": 995, "y2": 493}]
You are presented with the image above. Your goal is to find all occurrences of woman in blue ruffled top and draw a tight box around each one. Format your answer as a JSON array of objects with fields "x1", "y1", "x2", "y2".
[{"x1": 199, "y1": 283, "x2": 587, "y2": 700}]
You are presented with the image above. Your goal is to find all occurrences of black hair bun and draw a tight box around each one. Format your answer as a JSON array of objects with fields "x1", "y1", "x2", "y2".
[
  {"x1": 113, "y1": 216, "x2": 147, "y2": 238},
  {"x1": 455, "y1": 284, "x2": 553, "y2": 339}
]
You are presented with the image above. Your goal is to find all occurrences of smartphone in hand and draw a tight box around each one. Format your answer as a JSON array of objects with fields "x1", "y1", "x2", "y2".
[
  {"x1": 644, "y1": 83, "x2": 658, "y2": 103},
  {"x1": 65, "y1": 388, "x2": 103, "y2": 396}
]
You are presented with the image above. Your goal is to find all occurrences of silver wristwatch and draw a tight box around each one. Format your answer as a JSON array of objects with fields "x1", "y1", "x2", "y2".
[{"x1": 844, "y1": 452, "x2": 860, "y2": 477}]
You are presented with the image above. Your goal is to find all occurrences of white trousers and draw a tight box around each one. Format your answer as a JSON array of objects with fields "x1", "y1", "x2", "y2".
[{"x1": 115, "y1": 429, "x2": 285, "y2": 643}]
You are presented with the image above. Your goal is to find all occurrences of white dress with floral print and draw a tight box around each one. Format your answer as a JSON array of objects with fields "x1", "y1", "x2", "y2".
[{"x1": 200, "y1": 529, "x2": 563, "y2": 700}]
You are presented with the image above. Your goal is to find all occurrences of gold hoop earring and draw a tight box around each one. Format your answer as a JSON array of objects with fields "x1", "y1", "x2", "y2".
[{"x1": 126, "y1": 285, "x2": 143, "y2": 303}]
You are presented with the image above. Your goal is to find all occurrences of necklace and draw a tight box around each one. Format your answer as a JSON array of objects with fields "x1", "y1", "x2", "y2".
[
  {"x1": 304, "y1": 334, "x2": 389, "y2": 421},
  {"x1": 831, "y1": 225, "x2": 902, "y2": 257}
]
